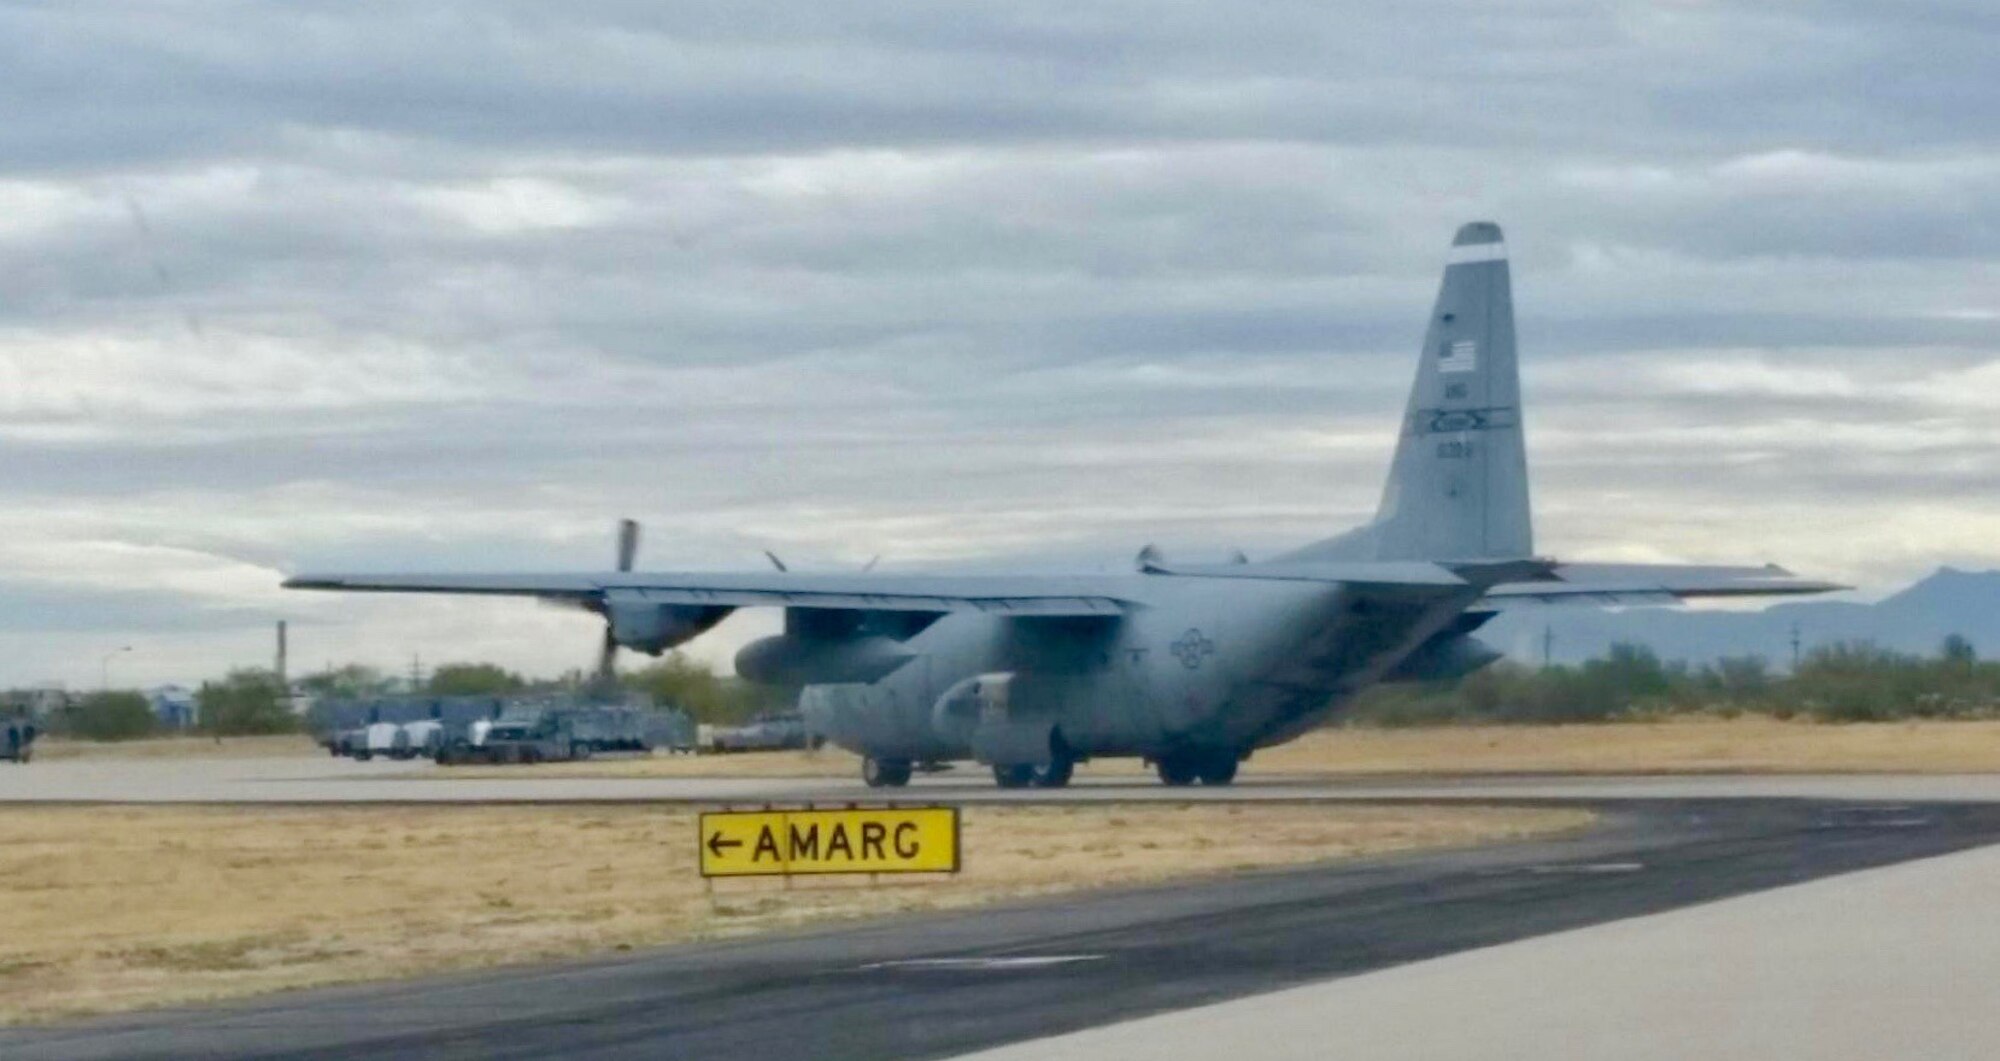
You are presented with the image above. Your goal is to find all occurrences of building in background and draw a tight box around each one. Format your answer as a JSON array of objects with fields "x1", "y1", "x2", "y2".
[
  {"x1": 147, "y1": 685, "x2": 197, "y2": 730},
  {"x1": 12, "y1": 686, "x2": 70, "y2": 721}
]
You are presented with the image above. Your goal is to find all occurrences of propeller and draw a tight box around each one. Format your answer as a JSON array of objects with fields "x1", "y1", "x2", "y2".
[
  {"x1": 767, "y1": 550, "x2": 877, "y2": 572},
  {"x1": 595, "y1": 518, "x2": 640, "y2": 682}
]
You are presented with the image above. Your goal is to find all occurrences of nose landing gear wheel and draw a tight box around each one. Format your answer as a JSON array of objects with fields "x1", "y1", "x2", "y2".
[
  {"x1": 863, "y1": 758, "x2": 913, "y2": 788},
  {"x1": 992, "y1": 764, "x2": 1035, "y2": 789}
]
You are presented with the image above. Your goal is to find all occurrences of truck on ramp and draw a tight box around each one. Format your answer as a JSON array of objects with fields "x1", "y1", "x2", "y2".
[{"x1": 1, "y1": 716, "x2": 35, "y2": 764}]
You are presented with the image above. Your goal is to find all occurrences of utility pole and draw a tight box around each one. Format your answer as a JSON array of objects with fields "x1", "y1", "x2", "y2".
[
  {"x1": 409, "y1": 654, "x2": 423, "y2": 694},
  {"x1": 1790, "y1": 622, "x2": 1803, "y2": 672},
  {"x1": 99, "y1": 645, "x2": 133, "y2": 691},
  {"x1": 275, "y1": 620, "x2": 288, "y2": 692},
  {"x1": 1542, "y1": 625, "x2": 1555, "y2": 669}
]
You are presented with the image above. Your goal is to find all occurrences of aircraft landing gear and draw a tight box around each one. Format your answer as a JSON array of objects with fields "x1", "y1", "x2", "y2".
[
  {"x1": 1030, "y1": 750, "x2": 1074, "y2": 789},
  {"x1": 1154, "y1": 749, "x2": 1238, "y2": 787},
  {"x1": 1155, "y1": 754, "x2": 1197, "y2": 786},
  {"x1": 863, "y1": 757, "x2": 912, "y2": 788},
  {"x1": 1196, "y1": 753, "x2": 1238, "y2": 786},
  {"x1": 992, "y1": 758, "x2": 1072, "y2": 789},
  {"x1": 993, "y1": 731, "x2": 1076, "y2": 789}
]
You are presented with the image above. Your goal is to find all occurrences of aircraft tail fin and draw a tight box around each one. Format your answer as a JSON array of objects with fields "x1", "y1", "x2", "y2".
[{"x1": 1289, "y1": 222, "x2": 1532, "y2": 563}]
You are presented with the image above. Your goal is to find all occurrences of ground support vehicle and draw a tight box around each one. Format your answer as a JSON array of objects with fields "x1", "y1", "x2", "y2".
[
  {"x1": 706, "y1": 712, "x2": 820, "y2": 753},
  {"x1": 1, "y1": 717, "x2": 36, "y2": 763},
  {"x1": 435, "y1": 706, "x2": 697, "y2": 765},
  {"x1": 449, "y1": 708, "x2": 578, "y2": 764},
  {"x1": 398, "y1": 720, "x2": 444, "y2": 759}
]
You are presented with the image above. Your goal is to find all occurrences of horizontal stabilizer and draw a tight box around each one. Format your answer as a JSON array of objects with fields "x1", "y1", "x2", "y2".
[{"x1": 1478, "y1": 562, "x2": 1848, "y2": 607}]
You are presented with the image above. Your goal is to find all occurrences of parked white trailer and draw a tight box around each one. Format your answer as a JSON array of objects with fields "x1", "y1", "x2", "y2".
[
  {"x1": 357, "y1": 721, "x2": 403, "y2": 761},
  {"x1": 399, "y1": 720, "x2": 444, "y2": 759}
]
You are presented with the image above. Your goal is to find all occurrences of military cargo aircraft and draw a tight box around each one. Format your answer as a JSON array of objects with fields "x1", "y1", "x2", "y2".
[{"x1": 287, "y1": 222, "x2": 1841, "y2": 788}]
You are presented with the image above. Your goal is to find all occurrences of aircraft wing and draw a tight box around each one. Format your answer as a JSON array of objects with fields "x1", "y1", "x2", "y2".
[
  {"x1": 1477, "y1": 563, "x2": 1847, "y2": 607},
  {"x1": 1140, "y1": 558, "x2": 1554, "y2": 591},
  {"x1": 283, "y1": 571, "x2": 1136, "y2": 616}
]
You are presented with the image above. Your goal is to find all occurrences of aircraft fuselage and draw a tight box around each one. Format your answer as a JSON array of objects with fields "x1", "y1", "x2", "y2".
[{"x1": 800, "y1": 574, "x2": 1470, "y2": 770}]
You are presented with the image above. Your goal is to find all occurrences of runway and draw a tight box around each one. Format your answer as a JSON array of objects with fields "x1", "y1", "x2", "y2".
[
  {"x1": 9, "y1": 796, "x2": 2000, "y2": 1060},
  {"x1": 13, "y1": 753, "x2": 2000, "y2": 805},
  {"x1": 967, "y1": 836, "x2": 2000, "y2": 1060}
]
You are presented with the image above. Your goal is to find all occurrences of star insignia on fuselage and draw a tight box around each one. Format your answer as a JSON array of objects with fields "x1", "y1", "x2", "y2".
[{"x1": 1170, "y1": 628, "x2": 1216, "y2": 669}]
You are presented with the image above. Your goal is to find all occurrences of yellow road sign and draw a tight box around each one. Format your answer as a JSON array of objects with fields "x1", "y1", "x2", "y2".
[{"x1": 699, "y1": 806, "x2": 960, "y2": 877}]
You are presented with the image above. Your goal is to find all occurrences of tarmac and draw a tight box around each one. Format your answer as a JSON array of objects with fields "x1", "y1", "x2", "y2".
[
  {"x1": 7, "y1": 759, "x2": 2000, "y2": 1058},
  {"x1": 964, "y1": 833, "x2": 2000, "y2": 1061},
  {"x1": 13, "y1": 753, "x2": 2000, "y2": 805}
]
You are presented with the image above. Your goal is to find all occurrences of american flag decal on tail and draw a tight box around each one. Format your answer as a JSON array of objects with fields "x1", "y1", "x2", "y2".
[{"x1": 1439, "y1": 339, "x2": 1478, "y2": 373}]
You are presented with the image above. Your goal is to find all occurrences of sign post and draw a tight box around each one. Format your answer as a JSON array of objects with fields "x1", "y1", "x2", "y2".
[{"x1": 699, "y1": 806, "x2": 960, "y2": 878}]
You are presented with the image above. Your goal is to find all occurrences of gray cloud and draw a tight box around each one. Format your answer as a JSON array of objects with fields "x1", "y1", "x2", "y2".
[{"x1": 0, "y1": 1, "x2": 1995, "y2": 684}]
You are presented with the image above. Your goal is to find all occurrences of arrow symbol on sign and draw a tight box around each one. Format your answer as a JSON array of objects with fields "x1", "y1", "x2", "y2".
[{"x1": 707, "y1": 833, "x2": 742, "y2": 858}]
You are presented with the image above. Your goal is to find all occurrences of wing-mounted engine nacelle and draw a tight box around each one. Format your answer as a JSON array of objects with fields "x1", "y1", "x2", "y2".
[
  {"x1": 603, "y1": 596, "x2": 733, "y2": 655},
  {"x1": 734, "y1": 634, "x2": 915, "y2": 686},
  {"x1": 930, "y1": 672, "x2": 1059, "y2": 766},
  {"x1": 1383, "y1": 634, "x2": 1504, "y2": 683},
  {"x1": 733, "y1": 607, "x2": 932, "y2": 686}
]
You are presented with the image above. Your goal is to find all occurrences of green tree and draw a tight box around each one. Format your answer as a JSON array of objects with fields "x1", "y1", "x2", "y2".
[
  {"x1": 1697, "y1": 656, "x2": 1772, "y2": 703},
  {"x1": 198, "y1": 669, "x2": 297, "y2": 735},
  {"x1": 622, "y1": 652, "x2": 783, "y2": 724},
  {"x1": 298, "y1": 664, "x2": 391, "y2": 699},
  {"x1": 1791, "y1": 642, "x2": 1917, "y2": 721},
  {"x1": 426, "y1": 662, "x2": 526, "y2": 696},
  {"x1": 1346, "y1": 635, "x2": 2000, "y2": 728},
  {"x1": 70, "y1": 691, "x2": 156, "y2": 741}
]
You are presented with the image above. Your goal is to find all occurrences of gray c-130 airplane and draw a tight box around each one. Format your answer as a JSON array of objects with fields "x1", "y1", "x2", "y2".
[{"x1": 287, "y1": 222, "x2": 1842, "y2": 788}]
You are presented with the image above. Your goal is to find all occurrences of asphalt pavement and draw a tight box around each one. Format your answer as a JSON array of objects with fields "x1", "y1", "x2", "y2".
[{"x1": 966, "y1": 836, "x2": 2000, "y2": 1060}]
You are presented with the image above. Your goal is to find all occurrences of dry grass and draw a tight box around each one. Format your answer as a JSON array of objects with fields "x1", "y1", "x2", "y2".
[
  {"x1": 48, "y1": 715, "x2": 2000, "y2": 776},
  {"x1": 434, "y1": 716, "x2": 2000, "y2": 781},
  {"x1": 0, "y1": 802, "x2": 1587, "y2": 1023},
  {"x1": 35, "y1": 735, "x2": 320, "y2": 761},
  {"x1": 1266, "y1": 717, "x2": 2000, "y2": 776}
]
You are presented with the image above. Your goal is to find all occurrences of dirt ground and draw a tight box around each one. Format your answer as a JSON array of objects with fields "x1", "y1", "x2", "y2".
[
  {"x1": 428, "y1": 716, "x2": 2000, "y2": 781},
  {"x1": 34, "y1": 734, "x2": 319, "y2": 761},
  {"x1": 1270, "y1": 717, "x2": 2000, "y2": 775},
  {"x1": 0, "y1": 802, "x2": 1587, "y2": 1024}
]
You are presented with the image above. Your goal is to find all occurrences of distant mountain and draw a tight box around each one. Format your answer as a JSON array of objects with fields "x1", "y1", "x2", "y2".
[{"x1": 1481, "y1": 568, "x2": 2000, "y2": 667}]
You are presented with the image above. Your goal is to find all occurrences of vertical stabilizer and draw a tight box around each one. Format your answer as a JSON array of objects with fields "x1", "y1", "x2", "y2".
[
  {"x1": 1373, "y1": 221, "x2": 1531, "y2": 559},
  {"x1": 1286, "y1": 222, "x2": 1533, "y2": 563}
]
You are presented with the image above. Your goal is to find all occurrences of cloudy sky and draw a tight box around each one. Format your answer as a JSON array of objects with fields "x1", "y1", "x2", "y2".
[{"x1": 2, "y1": 1, "x2": 1996, "y2": 687}]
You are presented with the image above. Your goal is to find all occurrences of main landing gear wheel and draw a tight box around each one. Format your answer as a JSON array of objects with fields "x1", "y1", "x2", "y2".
[
  {"x1": 1196, "y1": 754, "x2": 1238, "y2": 786},
  {"x1": 1031, "y1": 734, "x2": 1076, "y2": 788},
  {"x1": 992, "y1": 764, "x2": 1035, "y2": 789},
  {"x1": 863, "y1": 757, "x2": 913, "y2": 788},
  {"x1": 1155, "y1": 750, "x2": 1237, "y2": 786},
  {"x1": 1030, "y1": 754, "x2": 1074, "y2": 789}
]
